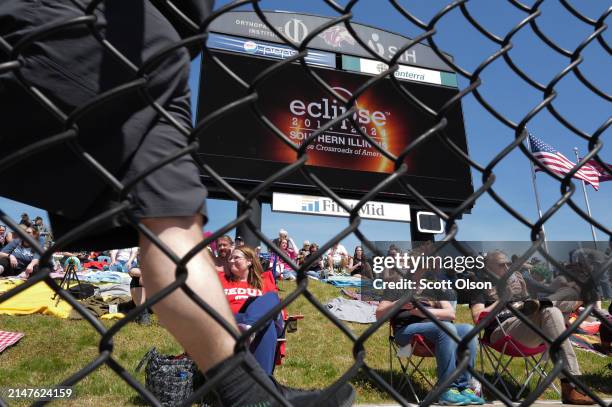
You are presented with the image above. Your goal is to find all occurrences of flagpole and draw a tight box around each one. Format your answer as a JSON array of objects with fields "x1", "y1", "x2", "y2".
[
  {"x1": 573, "y1": 147, "x2": 599, "y2": 249},
  {"x1": 525, "y1": 131, "x2": 551, "y2": 260}
]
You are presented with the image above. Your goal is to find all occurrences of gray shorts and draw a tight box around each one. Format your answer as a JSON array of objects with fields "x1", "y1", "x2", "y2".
[{"x1": 0, "y1": 1, "x2": 207, "y2": 249}]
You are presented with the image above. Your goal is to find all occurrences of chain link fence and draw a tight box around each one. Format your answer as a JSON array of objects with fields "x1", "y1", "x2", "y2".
[{"x1": 0, "y1": 0, "x2": 610, "y2": 406}]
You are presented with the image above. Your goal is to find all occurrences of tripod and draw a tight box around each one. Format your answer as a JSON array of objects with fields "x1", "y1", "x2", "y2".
[{"x1": 53, "y1": 257, "x2": 83, "y2": 300}]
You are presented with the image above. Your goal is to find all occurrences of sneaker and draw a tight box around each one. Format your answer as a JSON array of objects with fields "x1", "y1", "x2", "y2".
[
  {"x1": 439, "y1": 388, "x2": 470, "y2": 405},
  {"x1": 460, "y1": 388, "x2": 485, "y2": 405},
  {"x1": 468, "y1": 378, "x2": 482, "y2": 398},
  {"x1": 271, "y1": 377, "x2": 356, "y2": 407}
]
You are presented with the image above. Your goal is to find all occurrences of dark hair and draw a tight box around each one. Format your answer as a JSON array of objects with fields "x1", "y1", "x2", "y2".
[{"x1": 354, "y1": 245, "x2": 367, "y2": 260}]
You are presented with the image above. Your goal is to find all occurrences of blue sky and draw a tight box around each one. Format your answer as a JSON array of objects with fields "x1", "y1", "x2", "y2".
[{"x1": 1, "y1": 0, "x2": 609, "y2": 251}]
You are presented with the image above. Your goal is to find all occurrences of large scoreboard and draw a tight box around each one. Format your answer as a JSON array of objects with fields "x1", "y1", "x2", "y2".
[{"x1": 197, "y1": 11, "x2": 473, "y2": 212}]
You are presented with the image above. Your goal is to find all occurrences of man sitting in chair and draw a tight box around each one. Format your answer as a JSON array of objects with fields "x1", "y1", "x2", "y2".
[{"x1": 470, "y1": 250, "x2": 595, "y2": 405}]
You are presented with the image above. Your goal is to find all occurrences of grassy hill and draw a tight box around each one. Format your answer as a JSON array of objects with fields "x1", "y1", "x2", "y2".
[{"x1": 0, "y1": 279, "x2": 610, "y2": 405}]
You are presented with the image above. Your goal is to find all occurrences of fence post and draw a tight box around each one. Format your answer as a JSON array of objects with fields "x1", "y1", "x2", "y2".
[{"x1": 236, "y1": 198, "x2": 262, "y2": 248}]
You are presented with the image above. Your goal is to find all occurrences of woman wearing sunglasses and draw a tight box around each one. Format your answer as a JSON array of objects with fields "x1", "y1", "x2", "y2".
[{"x1": 218, "y1": 246, "x2": 282, "y2": 375}]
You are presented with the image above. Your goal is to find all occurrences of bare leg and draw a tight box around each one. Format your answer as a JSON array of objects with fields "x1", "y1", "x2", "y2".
[
  {"x1": 139, "y1": 215, "x2": 236, "y2": 370},
  {"x1": 128, "y1": 267, "x2": 146, "y2": 306}
]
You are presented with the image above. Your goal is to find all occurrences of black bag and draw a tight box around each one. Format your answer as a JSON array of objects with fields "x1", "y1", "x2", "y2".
[
  {"x1": 136, "y1": 348, "x2": 204, "y2": 406},
  {"x1": 69, "y1": 282, "x2": 96, "y2": 299}
]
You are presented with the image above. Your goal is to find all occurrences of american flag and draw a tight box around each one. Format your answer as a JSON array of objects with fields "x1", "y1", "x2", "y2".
[
  {"x1": 586, "y1": 159, "x2": 612, "y2": 182},
  {"x1": 528, "y1": 134, "x2": 600, "y2": 190}
]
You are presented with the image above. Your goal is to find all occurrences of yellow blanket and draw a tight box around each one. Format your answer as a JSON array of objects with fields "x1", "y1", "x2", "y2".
[{"x1": 0, "y1": 279, "x2": 73, "y2": 319}]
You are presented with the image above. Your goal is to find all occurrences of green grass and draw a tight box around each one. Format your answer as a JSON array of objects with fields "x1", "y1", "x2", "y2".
[{"x1": 0, "y1": 280, "x2": 610, "y2": 405}]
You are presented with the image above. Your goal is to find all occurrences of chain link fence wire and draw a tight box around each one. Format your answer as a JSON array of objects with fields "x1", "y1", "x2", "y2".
[{"x1": 0, "y1": 0, "x2": 611, "y2": 406}]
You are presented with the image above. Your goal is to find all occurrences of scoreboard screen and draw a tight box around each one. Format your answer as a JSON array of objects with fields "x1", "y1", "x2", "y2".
[{"x1": 197, "y1": 31, "x2": 473, "y2": 208}]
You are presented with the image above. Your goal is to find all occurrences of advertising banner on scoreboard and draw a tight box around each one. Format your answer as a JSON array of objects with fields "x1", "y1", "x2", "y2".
[
  {"x1": 272, "y1": 192, "x2": 411, "y2": 221},
  {"x1": 209, "y1": 11, "x2": 454, "y2": 72},
  {"x1": 341, "y1": 55, "x2": 458, "y2": 88},
  {"x1": 198, "y1": 50, "x2": 473, "y2": 206},
  {"x1": 207, "y1": 33, "x2": 336, "y2": 68}
]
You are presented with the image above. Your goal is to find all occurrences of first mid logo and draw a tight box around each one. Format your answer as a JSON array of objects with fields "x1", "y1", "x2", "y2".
[{"x1": 301, "y1": 199, "x2": 320, "y2": 213}]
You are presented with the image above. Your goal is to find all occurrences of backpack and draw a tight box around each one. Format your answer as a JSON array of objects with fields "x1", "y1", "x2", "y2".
[{"x1": 136, "y1": 348, "x2": 206, "y2": 406}]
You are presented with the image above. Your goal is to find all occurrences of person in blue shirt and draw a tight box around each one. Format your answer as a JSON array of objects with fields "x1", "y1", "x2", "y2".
[{"x1": 0, "y1": 226, "x2": 41, "y2": 277}]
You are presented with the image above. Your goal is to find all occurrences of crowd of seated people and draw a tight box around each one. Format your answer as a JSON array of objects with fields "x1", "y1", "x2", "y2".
[
  {"x1": 1, "y1": 216, "x2": 609, "y2": 403},
  {"x1": 206, "y1": 237, "x2": 601, "y2": 403},
  {"x1": 372, "y1": 241, "x2": 610, "y2": 405},
  {"x1": 0, "y1": 225, "x2": 41, "y2": 277},
  {"x1": 2, "y1": 225, "x2": 18, "y2": 248},
  {"x1": 261, "y1": 229, "x2": 377, "y2": 280},
  {"x1": 0, "y1": 213, "x2": 53, "y2": 251}
]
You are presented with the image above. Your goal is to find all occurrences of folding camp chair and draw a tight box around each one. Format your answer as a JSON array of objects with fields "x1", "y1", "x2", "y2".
[
  {"x1": 388, "y1": 325, "x2": 436, "y2": 402},
  {"x1": 273, "y1": 314, "x2": 304, "y2": 372},
  {"x1": 478, "y1": 312, "x2": 560, "y2": 400}
]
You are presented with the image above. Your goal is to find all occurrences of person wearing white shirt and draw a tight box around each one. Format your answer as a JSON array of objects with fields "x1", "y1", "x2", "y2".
[
  {"x1": 109, "y1": 247, "x2": 139, "y2": 273},
  {"x1": 325, "y1": 243, "x2": 348, "y2": 273}
]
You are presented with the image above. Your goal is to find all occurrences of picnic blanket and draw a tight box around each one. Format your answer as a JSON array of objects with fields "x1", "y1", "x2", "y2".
[
  {"x1": 0, "y1": 278, "x2": 131, "y2": 319},
  {"x1": 570, "y1": 332, "x2": 607, "y2": 357},
  {"x1": 326, "y1": 297, "x2": 377, "y2": 324},
  {"x1": 0, "y1": 279, "x2": 73, "y2": 318},
  {"x1": 323, "y1": 276, "x2": 366, "y2": 288},
  {"x1": 0, "y1": 330, "x2": 24, "y2": 353},
  {"x1": 48, "y1": 270, "x2": 128, "y2": 284},
  {"x1": 567, "y1": 317, "x2": 608, "y2": 357},
  {"x1": 97, "y1": 283, "x2": 131, "y2": 298},
  {"x1": 69, "y1": 296, "x2": 131, "y2": 320},
  {"x1": 79, "y1": 271, "x2": 131, "y2": 285}
]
